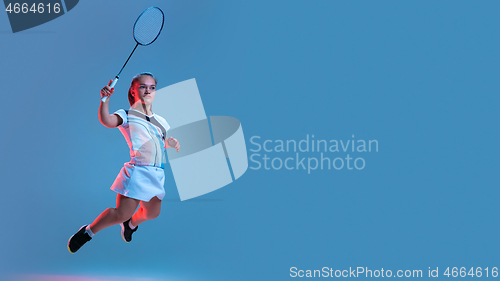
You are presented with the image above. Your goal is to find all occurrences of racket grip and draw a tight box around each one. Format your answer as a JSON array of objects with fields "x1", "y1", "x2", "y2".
[
  {"x1": 110, "y1": 77, "x2": 119, "y2": 88},
  {"x1": 101, "y1": 77, "x2": 119, "y2": 102}
]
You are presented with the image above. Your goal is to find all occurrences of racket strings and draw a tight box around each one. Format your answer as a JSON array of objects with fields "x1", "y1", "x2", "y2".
[{"x1": 134, "y1": 7, "x2": 164, "y2": 45}]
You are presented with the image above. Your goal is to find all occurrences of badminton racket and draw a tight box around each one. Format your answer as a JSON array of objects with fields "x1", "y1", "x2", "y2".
[{"x1": 102, "y1": 6, "x2": 164, "y2": 102}]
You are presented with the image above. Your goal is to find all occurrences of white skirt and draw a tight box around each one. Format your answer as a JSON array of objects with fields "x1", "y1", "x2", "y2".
[{"x1": 110, "y1": 162, "x2": 165, "y2": 202}]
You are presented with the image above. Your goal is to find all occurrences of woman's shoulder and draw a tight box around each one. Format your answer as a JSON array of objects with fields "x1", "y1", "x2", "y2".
[
  {"x1": 154, "y1": 114, "x2": 170, "y2": 129},
  {"x1": 113, "y1": 109, "x2": 129, "y2": 126},
  {"x1": 114, "y1": 108, "x2": 128, "y2": 114},
  {"x1": 153, "y1": 113, "x2": 166, "y2": 122}
]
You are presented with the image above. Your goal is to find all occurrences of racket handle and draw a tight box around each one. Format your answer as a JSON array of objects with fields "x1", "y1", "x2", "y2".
[
  {"x1": 110, "y1": 77, "x2": 119, "y2": 88},
  {"x1": 101, "y1": 77, "x2": 119, "y2": 102}
]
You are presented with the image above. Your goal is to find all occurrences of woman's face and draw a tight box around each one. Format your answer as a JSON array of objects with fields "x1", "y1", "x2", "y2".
[{"x1": 132, "y1": 75, "x2": 156, "y2": 105}]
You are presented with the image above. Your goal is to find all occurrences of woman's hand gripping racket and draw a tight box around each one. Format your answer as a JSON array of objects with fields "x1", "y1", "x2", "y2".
[
  {"x1": 100, "y1": 80, "x2": 115, "y2": 99},
  {"x1": 101, "y1": 7, "x2": 165, "y2": 102}
]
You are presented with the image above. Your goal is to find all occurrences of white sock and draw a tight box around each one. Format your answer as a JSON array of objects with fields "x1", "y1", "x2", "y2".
[
  {"x1": 128, "y1": 220, "x2": 136, "y2": 229},
  {"x1": 85, "y1": 225, "x2": 95, "y2": 237}
]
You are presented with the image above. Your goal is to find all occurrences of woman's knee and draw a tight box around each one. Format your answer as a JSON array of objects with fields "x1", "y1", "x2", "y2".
[
  {"x1": 113, "y1": 207, "x2": 135, "y2": 222},
  {"x1": 145, "y1": 208, "x2": 161, "y2": 220}
]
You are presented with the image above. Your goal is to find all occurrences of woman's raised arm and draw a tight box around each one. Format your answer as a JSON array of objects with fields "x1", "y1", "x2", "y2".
[{"x1": 99, "y1": 80, "x2": 123, "y2": 128}]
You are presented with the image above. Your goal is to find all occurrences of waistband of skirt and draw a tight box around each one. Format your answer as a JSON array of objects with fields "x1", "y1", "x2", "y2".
[{"x1": 127, "y1": 161, "x2": 164, "y2": 169}]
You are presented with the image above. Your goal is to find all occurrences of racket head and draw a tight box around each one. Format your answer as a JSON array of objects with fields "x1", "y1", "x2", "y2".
[{"x1": 133, "y1": 7, "x2": 165, "y2": 46}]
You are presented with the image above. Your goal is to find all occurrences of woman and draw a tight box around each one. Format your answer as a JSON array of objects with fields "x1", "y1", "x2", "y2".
[{"x1": 68, "y1": 72, "x2": 180, "y2": 253}]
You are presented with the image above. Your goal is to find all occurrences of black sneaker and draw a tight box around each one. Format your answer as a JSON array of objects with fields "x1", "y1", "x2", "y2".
[
  {"x1": 120, "y1": 218, "x2": 138, "y2": 243},
  {"x1": 67, "y1": 225, "x2": 92, "y2": 253}
]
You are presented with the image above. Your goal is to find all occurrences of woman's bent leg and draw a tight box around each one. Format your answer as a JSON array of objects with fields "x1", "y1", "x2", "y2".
[
  {"x1": 130, "y1": 196, "x2": 162, "y2": 227},
  {"x1": 89, "y1": 194, "x2": 140, "y2": 234}
]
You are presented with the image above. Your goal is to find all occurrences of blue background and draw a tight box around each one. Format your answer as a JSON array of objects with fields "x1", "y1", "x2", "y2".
[{"x1": 0, "y1": 0, "x2": 498, "y2": 280}]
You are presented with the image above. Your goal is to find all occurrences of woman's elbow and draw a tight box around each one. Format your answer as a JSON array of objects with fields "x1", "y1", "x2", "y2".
[{"x1": 99, "y1": 116, "x2": 115, "y2": 128}]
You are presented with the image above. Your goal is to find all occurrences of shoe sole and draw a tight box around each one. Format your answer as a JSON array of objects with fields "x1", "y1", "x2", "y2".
[
  {"x1": 67, "y1": 225, "x2": 87, "y2": 254},
  {"x1": 67, "y1": 236, "x2": 75, "y2": 253},
  {"x1": 120, "y1": 222, "x2": 130, "y2": 243}
]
